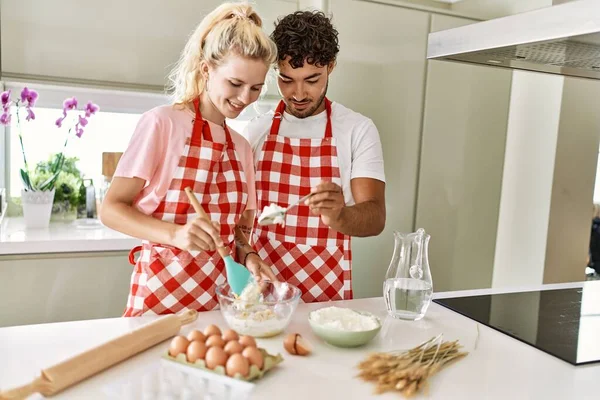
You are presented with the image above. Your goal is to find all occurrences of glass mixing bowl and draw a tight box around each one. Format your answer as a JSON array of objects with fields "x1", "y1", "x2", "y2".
[{"x1": 216, "y1": 282, "x2": 301, "y2": 338}]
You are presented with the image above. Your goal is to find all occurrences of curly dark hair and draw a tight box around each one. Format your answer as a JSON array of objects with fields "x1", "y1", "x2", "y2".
[{"x1": 271, "y1": 11, "x2": 339, "y2": 69}]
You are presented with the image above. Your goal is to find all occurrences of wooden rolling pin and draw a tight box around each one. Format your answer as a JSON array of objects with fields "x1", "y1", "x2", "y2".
[{"x1": 0, "y1": 309, "x2": 198, "y2": 399}]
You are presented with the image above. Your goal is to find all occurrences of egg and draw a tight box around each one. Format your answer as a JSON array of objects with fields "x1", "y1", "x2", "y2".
[
  {"x1": 204, "y1": 324, "x2": 221, "y2": 337},
  {"x1": 205, "y1": 346, "x2": 228, "y2": 369},
  {"x1": 222, "y1": 329, "x2": 239, "y2": 342},
  {"x1": 224, "y1": 340, "x2": 244, "y2": 355},
  {"x1": 239, "y1": 335, "x2": 257, "y2": 348},
  {"x1": 186, "y1": 340, "x2": 207, "y2": 363},
  {"x1": 168, "y1": 335, "x2": 190, "y2": 357},
  {"x1": 206, "y1": 334, "x2": 226, "y2": 348},
  {"x1": 187, "y1": 329, "x2": 206, "y2": 343},
  {"x1": 242, "y1": 346, "x2": 264, "y2": 369},
  {"x1": 226, "y1": 353, "x2": 250, "y2": 378}
]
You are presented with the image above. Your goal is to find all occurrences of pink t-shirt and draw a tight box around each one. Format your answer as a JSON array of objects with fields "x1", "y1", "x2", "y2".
[{"x1": 114, "y1": 105, "x2": 256, "y2": 215}]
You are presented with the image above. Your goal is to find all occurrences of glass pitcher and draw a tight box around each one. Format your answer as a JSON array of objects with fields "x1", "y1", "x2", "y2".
[{"x1": 383, "y1": 228, "x2": 433, "y2": 321}]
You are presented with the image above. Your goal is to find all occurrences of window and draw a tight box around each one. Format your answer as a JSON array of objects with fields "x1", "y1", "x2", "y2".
[
  {"x1": 3, "y1": 81, "x2": 167, "y2": 198},
  {"x1": 8, "y1": 107, "x2": 142, "y2": 196}
]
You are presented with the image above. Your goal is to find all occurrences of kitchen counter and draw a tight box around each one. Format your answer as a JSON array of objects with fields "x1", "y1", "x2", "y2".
[
  {"x1": 0, "y1": 282, "x2": 598, "y2": 399},
  {"x1": 0, "y1": 217, "x2": 138, "y2": 255}
]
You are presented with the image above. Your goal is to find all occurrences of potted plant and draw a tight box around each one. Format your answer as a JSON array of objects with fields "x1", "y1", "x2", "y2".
[
  {"x1": 34, "y1": 155, "x2": 84, "y2": 221},
  {"x1": 0, "y1": 87, "x2": 99, "y2": 228}
]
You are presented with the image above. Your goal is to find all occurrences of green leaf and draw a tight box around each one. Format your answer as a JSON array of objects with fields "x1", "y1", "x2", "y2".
[
  {"x1": 20, "y1": 168, "x2": 34, "y2": 191},
  {"x1": 37, "y1": 170, "x2": 62, "y2": 191}
]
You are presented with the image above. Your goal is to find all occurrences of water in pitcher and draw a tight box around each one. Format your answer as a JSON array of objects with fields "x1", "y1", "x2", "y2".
[
  {"x1": 383, "y1": 229, "x2": 433, "y2": 321},
  {"x1": 384, "y1": 278, "x2": 433, "y2": 321}
]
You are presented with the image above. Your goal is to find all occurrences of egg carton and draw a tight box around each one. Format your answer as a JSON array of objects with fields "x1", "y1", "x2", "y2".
[
  {"x1": 103, "y1": 358, "x2": 255, "y2": 400},
  {"x1": 163, "y1": 347, "x2": 284, "y2": 382}
]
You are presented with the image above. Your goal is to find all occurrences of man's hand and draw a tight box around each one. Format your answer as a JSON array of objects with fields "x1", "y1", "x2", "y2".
[{"x1": 305, "y1": 181, "x2": 346, "y2": 227}]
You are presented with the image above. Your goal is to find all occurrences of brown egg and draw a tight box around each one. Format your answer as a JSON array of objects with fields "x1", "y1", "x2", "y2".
[
  {"x1": 242, "y1": 346, "x2": 264, "y2": 369},
  {"x1": 186, "y1": 340, "x2": 207, "y2": 363},
  {"x1": 222, "y1": 329, "x2": 239, "y2": 342},
  {"x1": 206, "y1": 334, "x2": 226, "y2": 348},
  {"x1": 205, "y1": 346, "x2": 228, "y2": 369},
  {"x1": 239, "y1": 335, "x2": 257, "y2": 348},
  {"x1": 224, "y1": 340, "x2": 244, "y2": 355},
  {"x1": 226, "y1": 353, "x2": 250, "y2": 378},
  {"x1": 168, "y1": 335, "x2": 190, "y2": 357},
  {"x1": 187, "y1": 329, "x2": 206, "y2": 343},
  {"x1": 204, "y1": 324, "x2": 221, "y2": 337},
  {"x1": 283, "y1": 333, "x2": 312, "y2": 356}
]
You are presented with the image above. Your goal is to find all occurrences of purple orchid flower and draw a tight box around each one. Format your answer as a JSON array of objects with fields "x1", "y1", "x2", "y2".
[
  {"x1": 1, "y1": 90, "x2": 11, "y2": 109},
  {"x1": 0, "y1": 112, "x2": 11, "y2": 125},
  {"x1": 85, "y1": 102, "x2": 99, "y2": 117},
  {"x1": 75, "y1": 125, "x2": 84, "y2": 138},
  {"x1": 55, "y1": 117, "x2": 65, "y2": 128},
  {"x1": 63, "y1": 97, "x2": 78, "y2": 111},
  {"x1": 20, "y1": 87, "x2": 38, "y2": 107},
  {"x1": 25, "y1": 107, "x2": 35, "y2": 121},
  {"x1": 78, "y1": 115, "x2": 88, "y2": 127}
]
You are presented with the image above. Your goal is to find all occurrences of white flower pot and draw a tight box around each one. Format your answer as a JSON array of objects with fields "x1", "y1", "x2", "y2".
[{"x1": 21, "y1": 189, "x2": 55, "y2": 229}]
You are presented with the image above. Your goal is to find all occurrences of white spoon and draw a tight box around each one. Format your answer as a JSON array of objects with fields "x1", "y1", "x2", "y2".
[{"x1": 258, "y1": 193, "x2": 313, "y2": 226}]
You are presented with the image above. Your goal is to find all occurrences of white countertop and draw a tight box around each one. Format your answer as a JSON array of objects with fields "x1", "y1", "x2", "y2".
[
  {"x1": 1, "y1": 282, "x2": 598, "y2": 399},
  {"x1": 0, "y1": 217, "x2": 139, "y2": 255}
]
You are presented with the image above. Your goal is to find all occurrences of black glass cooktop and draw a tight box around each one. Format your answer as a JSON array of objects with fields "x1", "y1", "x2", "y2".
[{"x1": 433, "y1": 282, "x2": 600, "y2": 365}]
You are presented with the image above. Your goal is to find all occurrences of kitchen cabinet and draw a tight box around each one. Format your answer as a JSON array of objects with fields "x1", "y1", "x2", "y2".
[
  {"x1": 415, "y1": 14, "x2": 512, "y2": 291},
  {"x1": 327, "y1": 0, "x2": 430, "y2": 298},
  {"x1": 1, "y1": 0, "x2": 297, "y2": 88},
  {"x1": 0, "y1": 251, "x2": 131, "y2": 327}
]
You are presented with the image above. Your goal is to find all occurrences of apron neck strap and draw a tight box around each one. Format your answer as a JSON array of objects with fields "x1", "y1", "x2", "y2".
[
  {"x1": 191, "y1": 98, "x2": 234, "y2": 146},
  {"x1": 269, "y1": 98, "x2": 333, "y2": 139}
]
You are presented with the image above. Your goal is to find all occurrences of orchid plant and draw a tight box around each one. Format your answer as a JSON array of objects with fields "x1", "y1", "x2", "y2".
[{"x1": 0, "y1": 87, "x2": 99, "y2": 192}]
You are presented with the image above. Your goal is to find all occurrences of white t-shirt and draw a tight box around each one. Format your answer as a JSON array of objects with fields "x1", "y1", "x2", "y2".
[{"x1": 244, "y1": 102, "x2": 385, "y2": 206}]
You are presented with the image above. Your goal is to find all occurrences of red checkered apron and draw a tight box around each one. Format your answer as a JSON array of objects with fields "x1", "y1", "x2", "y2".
[
  {"x1": 124, "y1": 99, "x2": 248, "y2": 316},
  {"x1": 253, "y1": 98, "x2": 352, "y2": 303}
]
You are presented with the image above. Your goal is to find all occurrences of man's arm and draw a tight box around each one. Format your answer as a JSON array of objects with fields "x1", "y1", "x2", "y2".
[{"x1": 306, "y1": 178, "x2": 386, "y2": 237}]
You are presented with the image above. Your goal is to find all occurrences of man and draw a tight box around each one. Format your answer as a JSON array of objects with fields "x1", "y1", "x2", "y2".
[{"x1": 244, "y1": 10, "x2": 386, "y2": 303}]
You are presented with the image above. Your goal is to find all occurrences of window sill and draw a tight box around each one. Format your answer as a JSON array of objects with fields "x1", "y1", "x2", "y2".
[{"x1": 0, "y1": 217, "x2": 139, "y2": 256}]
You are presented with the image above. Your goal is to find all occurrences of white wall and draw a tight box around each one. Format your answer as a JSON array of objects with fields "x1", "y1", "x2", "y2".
[
  {"x1": 1, "y1": 0, "x2": 296, "y2": 92},
  {"x1": 417, "y1": 14, "x2": 512, "y2": 291},
  {"x1": 492, "y1": 71, "x2": 564, "y2": 288},
  {"x1": 544, "y1": 77, "x2": 600, "y2": 284},
  {"x1": 451, "y1": 0, "x2": 551, "y2": 19}
]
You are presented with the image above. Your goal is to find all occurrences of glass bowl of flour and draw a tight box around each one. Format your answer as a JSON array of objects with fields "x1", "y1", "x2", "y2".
[
  {"x1": 308, "y1": 306, "x2": 381, "y2": 348},
  {"x1": 216, "y1": 281, "x2": 301, "y2": 338}
]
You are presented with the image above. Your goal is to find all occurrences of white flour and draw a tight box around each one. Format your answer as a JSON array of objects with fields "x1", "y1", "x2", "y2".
[{"x1": 310, "y1": 306, "x2": 380, "y2": 331}]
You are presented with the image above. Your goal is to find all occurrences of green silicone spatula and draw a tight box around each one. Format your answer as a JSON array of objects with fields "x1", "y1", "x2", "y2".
[{"x1": 184, "y1": 187, "x2": 252, "y2": 295}]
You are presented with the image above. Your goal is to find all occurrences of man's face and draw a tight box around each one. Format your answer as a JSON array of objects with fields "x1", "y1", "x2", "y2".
[{"x1": 276, "y1": 57, "x2": 333, "y2": 118}]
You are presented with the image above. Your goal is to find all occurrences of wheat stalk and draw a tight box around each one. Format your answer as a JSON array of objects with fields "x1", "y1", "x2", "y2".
[{"x1": 356, "y1": 335, "x2": 468, "y2": 398}]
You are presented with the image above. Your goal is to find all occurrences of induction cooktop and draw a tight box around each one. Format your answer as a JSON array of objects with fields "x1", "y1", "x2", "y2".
[{"x1": 433, "y1": 282, "x2": 600, "y2": 365}]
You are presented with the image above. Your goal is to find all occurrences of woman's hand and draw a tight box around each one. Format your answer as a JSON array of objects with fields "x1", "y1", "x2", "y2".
[
  {"x1": 172, "y1": 218, "x2": 224, "y2": 252},
  {"x1": 245, "y1": 253, "x2": 278, "y2": 283}
]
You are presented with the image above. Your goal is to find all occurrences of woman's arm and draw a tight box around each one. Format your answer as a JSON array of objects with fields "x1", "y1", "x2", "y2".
[{"x1": 100, "y1": 177, "x2": 223, "y2": 252}]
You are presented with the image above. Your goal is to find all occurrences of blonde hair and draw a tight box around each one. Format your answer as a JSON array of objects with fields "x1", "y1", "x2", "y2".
[{"x1": 168, "y1": 2, "x2": 277, "y2": 105}]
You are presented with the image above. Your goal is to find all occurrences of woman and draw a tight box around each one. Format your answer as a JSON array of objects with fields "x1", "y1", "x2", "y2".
[{"x1": 101, "y1": 2, "x2": 277, "y2": 316}]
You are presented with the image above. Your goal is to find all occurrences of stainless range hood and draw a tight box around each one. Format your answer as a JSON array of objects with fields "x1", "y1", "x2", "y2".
[{"x1": 427, "y1": 0, "x2": 600, "y2": 80}]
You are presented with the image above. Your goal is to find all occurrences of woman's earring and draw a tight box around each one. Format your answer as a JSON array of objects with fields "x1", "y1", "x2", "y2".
[{"x1": 205, "y1": 75, "x2": 210, "y2": 93}]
